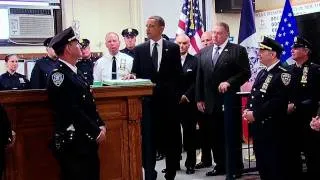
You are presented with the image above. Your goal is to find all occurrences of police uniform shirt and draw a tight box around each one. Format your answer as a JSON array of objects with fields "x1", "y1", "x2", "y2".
[
  {"x1": 93, "y1": 51, "x2": 133, "y2": 81},
  {"x1": 120, "y1": 47, "x2": 135, "y2": 58},
  {"x1": 47, "y1": 59, "x2": 105, "y2": 152},
  {"x1": 287, "y1": 61, "x2": 320, "y2": 114},
  {"x1": 30, "y1": 56, "x2": 59, "y2": 89},
  {"x1": 0, "y1": 72, "x2": 30, "y2": 90},
  {"x1": 247, "y1": 62, "x2": 291, "y2": 127},
  {"x1": 76, "y1": 58, "x2": 95, "y2": 85}
]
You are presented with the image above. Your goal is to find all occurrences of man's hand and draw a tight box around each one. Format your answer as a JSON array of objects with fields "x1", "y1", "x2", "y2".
[
  {"x1": 97, "y1": 126, "x2": 106, "y2": 143},
  {"x1": 122, "y1": 73, "x2": 136, "y2": 80},
  {"x1": 218, "y1": 82, "x2": 230, "y2": 93},
  {"x1": 6, "y1": 130, "x2": 16, "y2": 149},
  {"x1": 242, "y1": 109, "x2": 255, "y2": 123},
  {"x1": 310, "y1": 116, "x2": 320, "y2": 131},
  {"x1": 287, "y1": 103, "x2": 296, "y2": 114},
  {"x1": 179, "y1": 95, "x2": 190, "y2": 104},
  {"x1": 197, "y1": 101, "x2": 205, "y2": 113}
]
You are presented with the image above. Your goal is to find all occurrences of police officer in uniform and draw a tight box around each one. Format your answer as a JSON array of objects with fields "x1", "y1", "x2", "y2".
[
  {"x1": 286, "y1": 36, "x2": 320, "y2": 179},
  {"x1": 243, "y1": 37, "x2": 292, "y2": 180},
  {"x1": 76, "y1": 39, "x2": 95, "y2": 85},
  {"x1": 120, "y1": 28, "x2": 138, "y2": 58},
  {"x1": 47, "y1": 27, "x2": 106, "y2": 180},
  {"x1": 0, "y1": 54, "x2": 30, "y2": 90},
  {"x1": 30, "y1": 37, "x2": 59, "y2": 89}
]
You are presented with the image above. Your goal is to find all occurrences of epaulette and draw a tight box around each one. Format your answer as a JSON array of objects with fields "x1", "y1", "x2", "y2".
[{"x1": 278, "y1": 66, "x2": 287, "y2": 72}]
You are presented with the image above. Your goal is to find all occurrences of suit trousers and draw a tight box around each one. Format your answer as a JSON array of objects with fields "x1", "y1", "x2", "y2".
[
  {"x1": 0, "y1": 149, "x2": 4, "y2": 179},
  {"x1": 179, "y1": 103, "x2": 197, "y2": 168},
  {"x1": 205, "y1": 111, "x2": 226, "y2": 170},
  {"x1": 141, "y1": 97, "x2": 157, "y2": 180},
  {"x1": 56, "y1": 144, "x2": 100, "y2": 180},
  {"x1": 197, "y1": 113, "x2": 213, "y2": 165}
]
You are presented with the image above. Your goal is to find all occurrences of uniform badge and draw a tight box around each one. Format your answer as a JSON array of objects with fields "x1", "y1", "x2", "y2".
[
  {"x1": 19, "y1": 78, "x2": 25, "y2": 83},
  {"x1": 52, "y1": 72, "x2": 64, "y2": 87},
  {"x1": 281, "y1": 73, "x2": 291, "y2": 86},
  {"x1": 301, "y1": 66, "x2": 308, "y2": 84},
  {"x1": 260, "y1": 74, "x2": 273, "y2": 93}
]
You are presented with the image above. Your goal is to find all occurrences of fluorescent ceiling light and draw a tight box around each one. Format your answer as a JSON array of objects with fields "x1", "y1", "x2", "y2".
[{"x1": 0, "y1": 1, "x2": 49, "y2": 6}]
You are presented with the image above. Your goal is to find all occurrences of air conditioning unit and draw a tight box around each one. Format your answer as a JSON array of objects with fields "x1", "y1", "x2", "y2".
[{"x1": 8, "y1": 8, "x2": 54, "y2": 40}]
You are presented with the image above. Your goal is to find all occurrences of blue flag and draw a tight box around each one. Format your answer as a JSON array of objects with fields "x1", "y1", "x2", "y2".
[
  {"x1": 275, "y1": 0, "x2": 298, "y2": 63},
  {"x1": 238, "y1": 0, "x2": 256, "y2": 45},
  {"x1": 238, "y1": 0, "x2": 259, "y2": 90}
]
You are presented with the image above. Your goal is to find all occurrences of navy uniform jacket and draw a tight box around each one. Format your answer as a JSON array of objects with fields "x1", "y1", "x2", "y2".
[
  {"x1": 0, "y1": 72, "x2": 30, "y2": 90},
  {"x1": 76, "y1": 58, "x2": 95, "y2": 85},
  {"x1": 120, "y1": 47, "x2": 135, "y2": 58},
  {"x1": 47, "y1": 61, "x2": 105, "y2": 154},
  {"x1": 287, "y1": 61, "x2": 320, "y2": 120},
  {"x1": 30, "y1": 56, "x2": 59, "y2": 89},
  {"x1": 247, "y1": 63, "x2": 291, "y2": 138}
]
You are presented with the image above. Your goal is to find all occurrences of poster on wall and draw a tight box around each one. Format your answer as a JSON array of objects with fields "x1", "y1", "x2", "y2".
[{"x1": 255, "y1": 1, "x2": 320, "y2": 40}]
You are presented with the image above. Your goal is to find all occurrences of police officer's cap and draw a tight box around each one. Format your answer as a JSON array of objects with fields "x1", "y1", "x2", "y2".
[
  {"x1": 43, "y1": 37, "x2": 53, "y2": 47},
  {"x1": 121, "y1": 28, "x2": 139, "y2": 37},
  {"x1": 259, "y1": 36, "x2": 283, "y2": 55},
  {"x1": 49, "y1": 27, "x2": 78, "y2": 52},
  {"x1": 292, "y1": 36, "x2": 312, "y2": 49},
  {"x1": 80, "y1": 39, "x2": 90, "y2": 49}
]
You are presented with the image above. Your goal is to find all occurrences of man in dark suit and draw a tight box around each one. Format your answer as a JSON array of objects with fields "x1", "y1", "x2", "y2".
[
  {"x1": 195, "y1": 22, "x2": 250, "y2": 178},
  {"x1": 125, "y1": 16, "x2": 182, "y2": 180},
  {"x1": 47, "y1": 27, "x2": 106, "y2": 180},
  {"x1": 175, "y1": 34, "x2": 198, "y2": 175},
  {"x1": 30, "y1": 37, "x2": 59, "y2": 89},
  {"x1": 0, "y1": 105, "x2": 13, "y2": 179},
  {"x1": 243, "y1": 36, "x2": 292, "y2": 180}
]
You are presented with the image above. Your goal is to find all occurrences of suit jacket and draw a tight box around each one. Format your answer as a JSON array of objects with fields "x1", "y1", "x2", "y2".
[
  {"x1": 179, "y1": 53, "x2": 198, "y2": 103},
  {"x1": 47, "y1": 61, "x2": 104, "y2": 154},
  {"x1": 131, "y1": 39, "x2": 183, "y2": 104},
  {"x1": 0, "y1": 105, "x2": 11, "y2": 148},
  {"x1": 195, "y1": 42, "x2": 250, "y2": 114}
]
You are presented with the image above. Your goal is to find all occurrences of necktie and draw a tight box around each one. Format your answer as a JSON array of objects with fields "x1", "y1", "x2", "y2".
[
  {"x1": 152, "y1": 42, "x2": 158, "y2": 70},
  {"x1": 212, "y1": 46, "x2": 221, "y2": 67},
  {"x1": 112, "y1": 56, "x2": 117, "y2": 79}
]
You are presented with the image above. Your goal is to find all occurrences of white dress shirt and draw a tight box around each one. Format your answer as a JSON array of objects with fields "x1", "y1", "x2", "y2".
[
  {"x1": 150, "y1": 38, "x2": 163, "y2": 71},
  {"x1": 212, "y1": 38, "x2": 229, "y2": 59},
  {"x1": 181, "y1": 53, "x2": 187, "y2": 66},
  {"x1": 93, "y1": 51, "x2": 133, "y2": 81},
  {"x1": 59, "y1": 59, "x2": 77, "y2": 73}
]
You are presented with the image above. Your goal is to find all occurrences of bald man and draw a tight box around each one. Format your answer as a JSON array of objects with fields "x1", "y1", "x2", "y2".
[
  {"x1": 175, "y1": 34, "x2": 198, "y2": 174},
  {"x1": 200, "y1": 31, "x2": 213, "y2": 48},
  {"x1": 93, "y1": 32, "x2": 133, "y2": 81}
]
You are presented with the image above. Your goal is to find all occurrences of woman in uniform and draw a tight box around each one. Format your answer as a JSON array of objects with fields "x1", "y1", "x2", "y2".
[{"x1": 0, "y1": 54, "x2": 30, "y2": 90}]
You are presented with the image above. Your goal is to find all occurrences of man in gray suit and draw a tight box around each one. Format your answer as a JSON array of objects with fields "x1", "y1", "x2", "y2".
[{"x1": 195, "y1": 22, "x2": 250, "y2": 178}]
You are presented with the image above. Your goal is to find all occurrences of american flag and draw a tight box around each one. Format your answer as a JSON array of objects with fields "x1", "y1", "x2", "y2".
[
  {"x1": 177, "y1": 0, "x2": 203, "y2": 55},
  {"x1": 275, "y1": 0, "x2": 298, "y2": 64}
]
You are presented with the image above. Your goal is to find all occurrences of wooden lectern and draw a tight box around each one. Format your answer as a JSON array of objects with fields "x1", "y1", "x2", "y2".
[{"x1": 0, "y1": 85, "x2": 153, "y2": 180}]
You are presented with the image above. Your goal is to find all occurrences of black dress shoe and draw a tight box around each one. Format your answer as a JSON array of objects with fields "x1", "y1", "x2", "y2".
[
  {"x1": 206, "y1": 169, "x2": 226, "y2": 176},
  {"x1": 162, "y1": 166, "x2": 181, "y2": 173},
  {"x1": 186, "y1": 167, "x2": 195, "y2": 174},
  {"x1": 195, "y1": 162, "x2": 212, "y2": 169}
]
